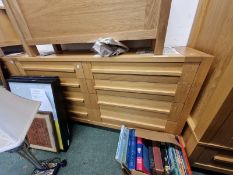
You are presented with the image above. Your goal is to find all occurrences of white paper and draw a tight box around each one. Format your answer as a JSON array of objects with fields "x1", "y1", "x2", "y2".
[{"x1": 30, "y1": 88, "x2": 53, "y2": 112}]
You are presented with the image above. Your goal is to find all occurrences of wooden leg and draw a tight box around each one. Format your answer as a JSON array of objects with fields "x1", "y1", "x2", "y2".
[{"x1": 154, "y1": 0, "x2": 172, "y2": 55}]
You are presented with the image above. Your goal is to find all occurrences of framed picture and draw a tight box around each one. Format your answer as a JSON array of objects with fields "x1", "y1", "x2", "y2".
[
  {"x1": 8, "y1": 76, "x2": 70, "y2": 151},
  {"x1": 0, "y1": 63, "x2": 7, "y2": 88},
  {"x1": 27, "y1": 112, "x2": 58, "y2": 152}
]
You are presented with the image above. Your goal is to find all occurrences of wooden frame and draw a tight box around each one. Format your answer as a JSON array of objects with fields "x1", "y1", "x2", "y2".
[
  {"x1": 183, "y1": 0, "x2": 233, "y2": 174},
  {"x1": 0, "y1": 7, "x2": 22, "y2": 56},
  {"x1": 0, "y1": 8, "x2": 20, "y2": 47},
  {"x1": 3, "y1": 0, "x2": 172, "y2": 55},
  {"x1": 1, "y1": 47, "x2": 213, "y2": 135}
]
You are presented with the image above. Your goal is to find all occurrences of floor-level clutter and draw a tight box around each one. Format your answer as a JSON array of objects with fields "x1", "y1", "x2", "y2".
[{"x1": 0, "y1": 123, "x2": 224, "y2": 175}]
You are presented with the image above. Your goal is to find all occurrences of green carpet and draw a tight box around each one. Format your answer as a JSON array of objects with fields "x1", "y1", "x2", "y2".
[
  {"x1": 0, "y1": 123, "x2": 220, "y2": 175},
  {"x1": 0, "y1": 123, "x2": 121, "y2": 175}
]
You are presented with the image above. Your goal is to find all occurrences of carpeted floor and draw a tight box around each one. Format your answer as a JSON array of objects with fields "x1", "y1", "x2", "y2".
[{"x1": 0, "y1": 123, "x2": 221, "y2": 175}]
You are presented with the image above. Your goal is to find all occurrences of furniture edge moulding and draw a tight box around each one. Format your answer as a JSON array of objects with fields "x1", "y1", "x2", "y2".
[
  {"x1": 174, "y1": 47, "x2": 214, "y2": 134},
  {"x1": 1, "y1": 47, "x2": 208, "y2": 63}
]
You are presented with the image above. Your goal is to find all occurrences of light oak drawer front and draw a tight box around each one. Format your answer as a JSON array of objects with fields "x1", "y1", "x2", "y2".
[
  {"x1": 19, "y1": 61, "x2": 84, "y2": 78},
  {"x1": 92, "y1": 62, "x2": 183, "y2": 86},
  {"x1": 92, "y1": 62, "x2": 199, "y2": 83},
  {"x1": 95, "y1": 80, "x2": 177, "y2": 96},
  {"x1": 92, "y1": 62, "x2": 183, "y2": 76},
  {"x1": 92, "y1": 62, "x2": 198, "y2": 130},
  {"x1": 21, "y1": 62, "x2": 77, "y2": 72},
  {"x1": 195, "y1": 147, "x2": 233, "y2": 174},
  {"x1": 214, "y1": 155, "x2": 233, "y2": 165},
  {"x1": 100, "y1": 105, "x2": 167, "y2": 131},
  {"x1": 68, "y1": 102, "x2": 88, "y2": 119},
  {"x1": 94, "y1": 73, "x2": 180, "y2": 84},
  {"x1": 98, "y1": 94, "x2": 172, "y2": 114},
  {"x1": 96, "y1": 90, "x2": 175, "y2": 102}
]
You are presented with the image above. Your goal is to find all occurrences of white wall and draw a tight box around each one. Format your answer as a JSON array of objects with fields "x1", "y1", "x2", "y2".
[
  {"x1": 165, "y1": 0, "x2": 199, "y2": 47},
  {"x1": 0, "y1": 0, "x2": 199, "y2": 52}
]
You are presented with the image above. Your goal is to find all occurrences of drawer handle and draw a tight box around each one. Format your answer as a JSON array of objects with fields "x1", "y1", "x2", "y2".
[{"x1": 214, "y1": 155, "x2": 233, "y2": 164}]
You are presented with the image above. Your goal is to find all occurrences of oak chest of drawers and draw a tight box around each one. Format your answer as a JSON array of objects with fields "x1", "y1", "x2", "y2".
[{"x1": 1, "y1": 47, "x2": 213, "y2": 135}]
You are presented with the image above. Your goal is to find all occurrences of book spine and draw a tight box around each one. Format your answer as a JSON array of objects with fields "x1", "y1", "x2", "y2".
[
  {"x1": 167, "y1": 145, "x2": 176, "y2": 174},
  {"x1": 122, "y1": 127, "x2": 130, "y2": 165},
  {"x1": 178, "y1": 148, "x2": 188, "y2": 175},
  {"x1": 136, "y1": 137, "x2": 143, "y2": 171},
  {"x1": 127, "y1": 129, "x2": 136, "y2": 170},
  {"x1": 148, "y1": 145, "x2": 155, "y2": 171},
  {"x1": 160, "y1": 143, "x2": 170, "y2": 175},
  {"x1": 177, "y1": 136, "x2": 192, "y2": 175},
  {"x1": 171, "y1": 146, "x2": 180, "y2": 175},
  {"x1": 115, "y1": 126, "x2": 129, "y2": 165},
  {"x1": 175, "y1": 148, "x2": 185, "y2": 175},
  {"x1": 127, "y1": 129, "x2": 132, "y2": 168},
  {"x1": 153, "y1": 142, "x2": 164, "y2": 174},
  {"x1": 165, "y1": 144, "x2": 172, "y2": 174},
  {"x1": 142, "y1": 141, "x2": 151, "y2": 175}
]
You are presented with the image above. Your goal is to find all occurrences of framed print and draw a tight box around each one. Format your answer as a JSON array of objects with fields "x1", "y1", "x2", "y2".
[{"x1": 27, "y1": 112, "x2": 58, "y2": 152}]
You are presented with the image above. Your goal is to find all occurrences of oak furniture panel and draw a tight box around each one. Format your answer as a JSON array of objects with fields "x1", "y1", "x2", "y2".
[
  {"x1": 3, "y1": 0, "x2": 172, "y2": 55},
  {"x1": 183, "y1": 0, "x2": 233, "y2": 174}
]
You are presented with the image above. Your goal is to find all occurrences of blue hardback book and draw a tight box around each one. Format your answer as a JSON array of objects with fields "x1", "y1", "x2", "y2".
[
  {"x1": 142, "y1": 141, "x2": 151, "y2": 174},
  {"x1": 127, "y1": 129, "x2": 136, "y2": 170}
]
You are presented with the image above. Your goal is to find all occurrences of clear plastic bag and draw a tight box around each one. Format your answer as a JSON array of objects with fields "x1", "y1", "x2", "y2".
[{"x1": 92, "y1": 37, "x2": 129, "y2": 57}]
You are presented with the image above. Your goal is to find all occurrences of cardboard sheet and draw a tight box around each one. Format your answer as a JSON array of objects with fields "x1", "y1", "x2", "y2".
[
  {"x1": 135, "y1": 128, "x2": 180, "y2": 147},
  {"x1": 0, "y1": 88, "x2": 40, "y2": 152}
]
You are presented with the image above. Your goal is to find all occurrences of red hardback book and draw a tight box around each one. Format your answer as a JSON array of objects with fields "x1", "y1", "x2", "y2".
[
  {"x1": 136, "y1": 138, "x2": 151, "y2": 175},
  {"x1": 152, "y1": 142, "x2": 164, "y2": 175}
]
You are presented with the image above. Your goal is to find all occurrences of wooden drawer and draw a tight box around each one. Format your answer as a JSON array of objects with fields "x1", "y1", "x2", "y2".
[
  {"x1": 91, "y1": 61, "x2": 199, "y2": 133},
  {"x1": 100, "y1": 105, "x2": 167, "y2": 131},
  {"x1": 194, "y1": 147, "x2": 233, "y2": 174},
  {"x1": 201, "y1": 103, "x2": 233, "y2": 149},
  {"x1": 92, "y1": 62, "x2": 183, "y2": 76},
  {"x1": 95, "y1": 79, "x2": 177, "y2": 96},
  {"x1": 67, "y1": 101, "x2": 88, "y2": 119},
  {"x1": 92, "y1": 62, "x2": 199, "y2": 83}
]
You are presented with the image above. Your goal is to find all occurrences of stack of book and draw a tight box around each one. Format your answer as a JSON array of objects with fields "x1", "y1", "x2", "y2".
[{"x1": 116, "y1": 126, "x2": 192, "y2": 175}]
